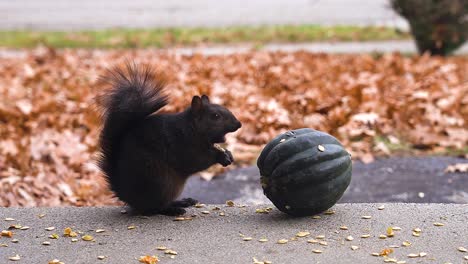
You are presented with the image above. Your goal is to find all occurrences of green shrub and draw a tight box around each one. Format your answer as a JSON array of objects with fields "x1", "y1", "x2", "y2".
[{"x1": 390, "y1": 0, "x2": 467, "y2": 56}]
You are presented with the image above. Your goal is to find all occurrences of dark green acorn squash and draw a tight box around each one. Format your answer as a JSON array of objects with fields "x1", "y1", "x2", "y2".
[{"x1": 257, "y1": 128, "x2": 352, "y2": 216}]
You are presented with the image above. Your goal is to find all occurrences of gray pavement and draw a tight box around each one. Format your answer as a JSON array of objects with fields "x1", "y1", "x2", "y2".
[
  {"x1": 183, "y1": 156, "x2": 468, "y2": 205},
  {"x1": 173, "y1": 41, "x2": 468, "y2": 55},
  {"x1": 1, "y1": 0, "x2": 407, "y2": 30},
  {"x1": 2, "y1": 41, "x2": 468, "y2": 57},
  {"x1": 1, "y1": 204, "x2": 467, "y2": 263}
]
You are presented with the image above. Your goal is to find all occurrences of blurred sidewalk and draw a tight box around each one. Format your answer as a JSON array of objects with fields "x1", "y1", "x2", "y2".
[
  {"x1": 2, "y1": 40, "x2": 468, "y2": 56},
  {"x1": 1, "y1": 0, "x2": 407, "y2": 30},
  {"x1": 173, "y1": 41, "x2": 468, "y2": 55}
]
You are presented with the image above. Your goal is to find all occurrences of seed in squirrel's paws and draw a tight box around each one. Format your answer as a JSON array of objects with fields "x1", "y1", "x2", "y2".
[{"x1": 214, "y1": 144, "x2": 225, "y2": 152}]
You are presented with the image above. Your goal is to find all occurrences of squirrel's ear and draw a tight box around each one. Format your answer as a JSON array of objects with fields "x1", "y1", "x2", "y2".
[
  {"x1": 191, "y1": 96, "x2": 202, "y2": 114},
  {"x1": 201, "y1": 95, "x2": 210, "y2": 104}
]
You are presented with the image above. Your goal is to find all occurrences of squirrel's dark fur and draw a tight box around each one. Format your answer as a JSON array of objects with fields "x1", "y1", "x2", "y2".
[{"x1": 97, "y1": 62, "x2": 242, "y2": 215}]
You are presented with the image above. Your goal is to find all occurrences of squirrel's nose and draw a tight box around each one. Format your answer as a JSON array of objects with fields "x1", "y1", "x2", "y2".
[{"x1": 236, "y1": 120, "x2": 242, "y2": 129}]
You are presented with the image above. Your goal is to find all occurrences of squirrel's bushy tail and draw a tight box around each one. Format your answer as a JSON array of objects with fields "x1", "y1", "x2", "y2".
[{"x1": 97, "y1": 62, "x2": 168, "y2": 183}]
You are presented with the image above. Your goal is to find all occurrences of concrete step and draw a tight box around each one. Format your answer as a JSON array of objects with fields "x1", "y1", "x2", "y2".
[{"x1": 1, "y1": 204, "x2": 466, "y2": 263}]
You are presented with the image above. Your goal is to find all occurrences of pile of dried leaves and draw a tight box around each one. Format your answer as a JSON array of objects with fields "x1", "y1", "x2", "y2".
[{"x1": 0, "y1": 47, "x2": 466, "y2": 206}]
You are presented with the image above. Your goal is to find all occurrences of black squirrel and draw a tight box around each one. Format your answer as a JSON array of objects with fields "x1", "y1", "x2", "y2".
[{"x1": 97, "y1": 62, "x2": 242, "y2": 215}]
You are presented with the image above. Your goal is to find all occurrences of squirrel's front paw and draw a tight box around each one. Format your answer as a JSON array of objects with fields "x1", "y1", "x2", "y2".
[{"x1": 218, "y1": 150, "x2": 234, "y2": 167}]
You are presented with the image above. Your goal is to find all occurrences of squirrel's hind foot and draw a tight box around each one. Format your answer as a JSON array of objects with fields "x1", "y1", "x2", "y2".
[
  {"x1": 160, "y1": 207, "x2": 187, "y2": 216},
  {"x1": 171, "y1": 198, "x2": 198, "y2": 208}
]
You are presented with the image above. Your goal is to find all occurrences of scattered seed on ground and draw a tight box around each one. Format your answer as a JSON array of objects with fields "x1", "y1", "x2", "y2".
[
  {"x1": 259, "y1": 238, "x2": 268, "y2": 242},
  {"x1": 361, "y1": 234, "x2": 371, "y2": 238},
  {"x1": 95, "y1": 229, "x2": 105, "y2": 233},
  {"x1": 296, "y1": 231, "x2": 310, "y2": 237},
  {"x1": 38, "y1": 214, "x2": 46, "y2": 218},
  {"x1": 1, "y1": 230, "x2": 13, "y2": 237},
  {"x1": 225, "y1": 200, "x2": 235, "y2": 207},
  {"x1": 346, "y1": 236, "x2": 354, "y2": 241},
  {"x1": 340, "y1": 226, "x2": 348, "y2": 230},
  {"x1": 318, "y1": 145, "x2": 325, "y2": 152},
  {"x1": 20, "y1": 226, "x2": 29, "y2": 230},
  {"x1": 219, "y1": 212, "x2": 225, "y2": 216},
  {"x1": 49, "y1": 233, "x2": 59, "y2": 239},
  {"x1": 392, "y1": 227, "x2": 402, "y2": 231},
  {"x1": 362, "y1": 215, "x2": 372, "y2": 219},
  {"x1": 389, "y1": 245, "x2": 400, "y2": 248},
  {"x1": 11, "y1": 239, "x2": 18, "y2": 243},
  {"x1": 402, "y1": 241, "x2": 411, "y2": 247},
  {"x1": 307, "y1": 239, "x2": 319, "y2": 244},
  {"x1": 412, "y1": 232, "x2": 420, "y2": 237},
  {"x1": 42, "y1": 241, "x2": 51, "y2": 245},
  {"x1": 64, "y1": 227, "x2": 78, "y2": 237},
  {"x1": 419, "y1": 252, "x2": 427, "y2": 257},
  {"x1": 312, "y1": 249, "x2": 323, "y2": 254},
  {"x1": 324, "y1": 210, "x2": 335, "y2": 215},
  {"x1": 201, "y1": 211, "x2": 210, "y2": 214},
  {"x1": 413, "y1": 228, "x2": 421, "y2": 232},
  {"x1": 9, "y1": 255, "x2": 20, "y2": 261},
  {"x1": 173, "y1": 217, "x2": 192, "y2": 221},
  {"x1": 243, "y1": 237, "x2": 253, "y2": 241},
  {"x1": 312, "y1": 215, "x2": 321, "y2": 219},
  {"x1": 5, "y1": 218, "x2": 15, "y2": 221},
  {"x1": 45, "y1": 227, "x2": 55, "y2": 231},
  {"x1": 378, "y1": 205, "x2": 385, "y2": 210},
  {"x1": 164, "y1": 250, "x2": 177, "y2": 255},
  {"x1": 316, "y1": 235, "x2": 325, "y2": 239},
  {"x1": 387, "y1": 227, "x2": 395, "y2": 237},
  {"x1": 433, "y1": 222, "x2": 444, "y2": 226},
  {"x1": 138, "y1": 255, "x2": 159, "y2": 264},
  {"x1": 371, "y1": 253, "x2": 380, "y2": 256},
  {"x1": 71, "y1": 238, "x2": 78, "y2": 242},
  {"x1": 277, "y1": 239, "x2": 288, "y2": 244},
  {"x1": 255, "y1": 207, "x2": 273, "y2": 214},
  {"x1": 82, "y1": 235, "x2": 94, "y2": 241},
  {"x1": 48, "y1": 260, "x2": 64, "y2": 264},
  {"x1": 0, "y1": 243, "x2": 7, "y2": 247},
  {"x1": 97, "y1": 256, "x2": 106, "y2": 260},
  {"x1": 351, "y1": 245, "x2": 359, "y2": 250},
  {"x1": 194, "y1": 203, "x2": 205, "y2": 208},
  {"x1": 319, "y1": 241, "x2": 328, "y2": 246},
  {"x1": 458, "y1": 247, "x2": 467, "y2": 252},
  {"x1": 380, "y1": 248, "x2": 393, "y2": 256},
  {"x1": 379, "y1": 234, "x2": 387, "y2": 239}
]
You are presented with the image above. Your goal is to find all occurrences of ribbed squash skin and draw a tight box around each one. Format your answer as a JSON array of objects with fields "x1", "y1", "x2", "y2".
[{"x1": 257, "y1": 128, "x2": 352, "y2": 216}]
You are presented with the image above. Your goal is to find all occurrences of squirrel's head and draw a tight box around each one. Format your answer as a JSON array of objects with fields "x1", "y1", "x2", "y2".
[{"x1": 190, "y1": 95, "x2": 242, "y2": 144}]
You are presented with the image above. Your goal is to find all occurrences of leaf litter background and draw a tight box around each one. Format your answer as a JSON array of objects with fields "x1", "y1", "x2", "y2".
[{"x1": 0, "y1": 47, "x2": 467, "y2": 207}]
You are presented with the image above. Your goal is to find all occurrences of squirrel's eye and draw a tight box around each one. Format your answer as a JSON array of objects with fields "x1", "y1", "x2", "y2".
[{"x1": 211, "y1": 113, "x2": 220, "y2": 120}]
